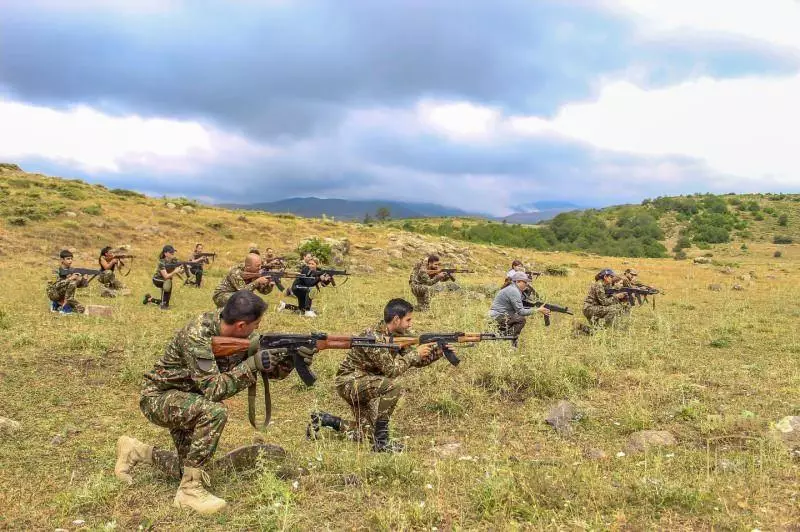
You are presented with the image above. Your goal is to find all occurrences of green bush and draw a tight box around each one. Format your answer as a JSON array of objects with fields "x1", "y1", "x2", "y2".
[
  {"x1": 81, "y1": 204, "x2": 102, "y2": 216},
  {"x1": 778, "y1": 213, "x2": 789, "y2": 226},
  {"x1": 110, "y1": 188, "x2": 145, "y2": 199},
  {"x1": 773, "y1": 235, "x2": 793, "y2": 244},
  {"x1": 296, "y1": 238, "x2": 332, "y2": 264},
  {"x1": 774, "y1": 250, "x2": 782, "y2": 258},
  {"x1": 674, "y1": 250, "x2": 687, "y2": 260},
  {"x1": 8, "y1": 217, "x2": 27, "y2": 226}
]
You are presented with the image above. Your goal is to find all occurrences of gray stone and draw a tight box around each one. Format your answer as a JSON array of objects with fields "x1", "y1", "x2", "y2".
[
  {"x1": 181, "y1": 206, "x2": 195, "y2": 214},
  {"x1": 583, "y1": 448, "x2": 608, "y2": 460},
  {"x1": 625, "y1": 430, "x2": 677, "y2": 454},
  {"x1": 716, "y1": 459, "x2": 738, "y2": 473},
  {"x1": 693, "y1": 257, "x2": 712, "y2": 264},
  {"x1": 545, "y1": 400, "x2": 576, "y2": 436},
  {"x1": 51, "y1": 434, "x2": 65, "y2": 446},
  {"x1": 0, "y1": 416, "x2": 21, "y2": 436},
  {"x1": 732, "y1": 284, "x2": 744, "y2": 291},
  {"x1": 432, "y1": 442, "x2": 463, "y2": 458},
  {"x1": 708, "y1": 284, "x2": 723, "y2": 291},
  {"x1": 65, "y1": 211, "x2": 77, "y2": 217},
  {"x1": 165, "y1": 202, "x2": 176, "y2": 209},
  {"x1": 771, "y1": 416, "x2": 800, "y2": 446}
]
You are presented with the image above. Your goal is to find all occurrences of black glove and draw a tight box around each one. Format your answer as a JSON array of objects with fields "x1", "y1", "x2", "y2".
[
  {"x1": 246, "y1": 348, "x2": 288, "y2": 372},
  {"x1": 295, "y1": 345, "x2": 317, "y2": 366}
]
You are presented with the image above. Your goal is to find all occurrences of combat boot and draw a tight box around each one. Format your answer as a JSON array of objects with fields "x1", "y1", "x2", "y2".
[
  {"x1": 173, "y1": 466, "x2": 227, "y2": 515},
  {"x1": 306, "y1": 411, "x2": 342, "y2": 439},
  {"x1": 114, "y1": 435, "x2": 153, "y2": 484},
  {"x1": 372, "y1": 419, "x2": 405, "y2": 453}
]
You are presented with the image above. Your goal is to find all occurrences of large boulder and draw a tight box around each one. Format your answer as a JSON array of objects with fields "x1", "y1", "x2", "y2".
[
  {"x1": 0, "y1": 417, "x2": 21, "y2": 437},
  {"x1": 770, "y1": 416, "x2": 800, "y2": 447},
  {"x1": 693, "y1": 257, "x2": 712, "y2": 264}
]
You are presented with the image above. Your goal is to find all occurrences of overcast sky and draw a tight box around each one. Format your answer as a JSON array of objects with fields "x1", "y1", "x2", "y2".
[{"x1": 2, "y1": 0, "x2": 800, "y2": 215}]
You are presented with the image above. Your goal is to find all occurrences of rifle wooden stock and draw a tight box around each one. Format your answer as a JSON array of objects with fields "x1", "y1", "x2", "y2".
[{"x1": 211, "y1": 336, "x2": 252, "y2": 357}]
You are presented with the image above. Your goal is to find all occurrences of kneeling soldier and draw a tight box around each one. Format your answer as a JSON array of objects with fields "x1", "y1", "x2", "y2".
[
  {"x1": 46, "y1": 249, "x2": 89, "y2": 313},
  {"x1": 307, "y1": 298, "x2": 446, "y2": 452},
  {"x1": 489, "y1": 271, "x2": 549, "y2": 346},
  {"x1": 114, "y1": 291, "x2": 304, "y2": 515},
  {"x1": 583, "y1": 268, "x2": 629, "y2": 327},
  {"x1": 212, "y1": 253, "x2": 274, "y2": 308},
  {"x1": 98, "y1": 246, "x2": 126, "y2": 296}
]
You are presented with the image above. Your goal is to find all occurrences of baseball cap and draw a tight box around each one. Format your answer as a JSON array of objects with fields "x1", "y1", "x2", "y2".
[
  {"x1": 625, "y1": 268, "x2": 638, "y2": 276},
  {"x1": 509, "y1": 271, "x2": 530, "y2": 283}
]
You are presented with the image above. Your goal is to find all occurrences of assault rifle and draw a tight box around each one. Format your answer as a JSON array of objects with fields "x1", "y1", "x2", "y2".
[
  {"x1": 61, "y1": 267, "x2": 103, "y2": 283},
  {"x1": 605, "y1": 286, "x2": 660, "y2": 308},
  {"x1": 313, "y1": 269, "x2": 351, "y2": 287},
  {"x1": 194, "y1": 252, "x2": 217, "y2": 263},
  {"x1": 427, "y1": 267, "x2": 474, "y2": 282},
  {"x1": 110, "y1": 253, "x2": 135, "y2": 276},
  {"x1": 522, "y1": 300, "x2": 573, "y2": 326},
  {"x1": 386, "y1": 332, "x2": 516, "y2": 366},
  {"x1": 241, "y1": 269, "x2": 315, "y2": 292},
  {"x1": 211, "y1": 333, "x2": 398, "y2": 429}
]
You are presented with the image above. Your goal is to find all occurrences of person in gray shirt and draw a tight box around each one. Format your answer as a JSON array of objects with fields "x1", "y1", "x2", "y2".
[{"x1": 489, "y1": 271, "x2": 549, "y2": 346}]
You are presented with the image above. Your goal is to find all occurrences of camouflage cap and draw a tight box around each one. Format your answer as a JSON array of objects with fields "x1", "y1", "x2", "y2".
[{"x1": 625, "y1": 268, "x2": 639, "y2": 276}]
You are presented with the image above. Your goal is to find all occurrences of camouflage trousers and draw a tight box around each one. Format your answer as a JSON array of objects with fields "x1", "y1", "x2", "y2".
[
  {"x1": 494, "y1": 313, "x2": 527, "y2": 337},
  {"x1": 46, "y1": 280, "x2": 85, "y2": 313},
  {"x1": 410, "y1": 283, "x2": 433, "y2": 311},
  {"x1": 98, "y1": 270, "x2": 124, "y2": 290},
  {"x1": 139, "y1": 389, "x2": 228, "y2": 468},
  {"x1": 335, "y1": 375, "x2": 401, "y2": 441},
  {"x1": 583, "y1": 304, "x2": 629, "y2": 327}
]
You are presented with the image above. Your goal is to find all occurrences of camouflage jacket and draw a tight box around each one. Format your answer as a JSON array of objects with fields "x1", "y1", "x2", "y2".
[
  {"x1": 334, "y1": 321, "x2": 440, "y2": 385},
  {"x1": 54, "y1": 267, "x2": 90, "y2": 287},
  {"x1": 409, "y1": 261, "x2": 439, "y2": 287},
  {"x1": 621, "y1": 277, "x2": 646, "y2": 289},
  {"x1": 141, "y1": 310, "x2": 257, "y2": 401},
  {"x1": 213, "y1": 264, "x2": 273, "y2": 300},
  {"x1": 583, "y1": 281, "x2": 619, "y2": 308},
  {"x1": 153, "y1": 258, "x2": 181, "y2": 281}
]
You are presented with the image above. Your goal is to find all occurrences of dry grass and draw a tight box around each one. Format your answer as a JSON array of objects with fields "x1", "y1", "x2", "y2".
[{"x1": 0, "y1": 169, "x2": 798, "y2": 530}]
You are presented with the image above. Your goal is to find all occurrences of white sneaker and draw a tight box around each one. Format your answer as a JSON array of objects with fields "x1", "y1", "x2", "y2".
[
  {"x1": 277, "y1": 301, "x2": 286, "y2": 313},
  {"x1": 304, "y1": 310, "x2": 317, "y2": 318}
]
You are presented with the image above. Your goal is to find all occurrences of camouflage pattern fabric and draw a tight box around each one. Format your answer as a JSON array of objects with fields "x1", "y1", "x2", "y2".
[
  {"x1": 582, "y1": 281, "x2": 629, "y2": 326},
  {"x1": 212, "y1": 265, "x2": 273, "y2": 308},
  {"x1": 46, "y1": 269, "x2": 88, "y2": 312},
  {"x1": 140, "y1": 311, "x2": 259, "y2": 467},
  {"x1": 98, "y1": 270, "x2": 124, "y2": 290},
  {"x1": 153, "y1": 258, "x2": 180, "y2": 281},
  {"x1": 408, "y1": 261, "x2": 440, "y2": 310},
  {"x1": 334, "y1": 321, "x2": 440, "y2": 438}
]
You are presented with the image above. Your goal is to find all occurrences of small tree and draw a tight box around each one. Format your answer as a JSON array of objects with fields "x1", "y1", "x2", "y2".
[
  {"x1": 363, "y1": 213, "x2": 373, "y2": 225},
  {"x1": 778, "y1": 213, "x2": 789, "y2": 226},
  {"x1": 375, "y1": 206, "x2": 391, "y2": 222}
]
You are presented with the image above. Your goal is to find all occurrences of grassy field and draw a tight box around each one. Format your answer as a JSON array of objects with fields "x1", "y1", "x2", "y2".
[{"x1": 0, "y1": 168, "x2": 798, "y2": 530}]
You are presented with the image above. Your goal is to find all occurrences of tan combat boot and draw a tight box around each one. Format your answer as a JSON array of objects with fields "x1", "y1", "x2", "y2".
[
  {"x1": 173, "y1": 466, "x2": 227, "y2": 515},
  {"x1": 114, "y1": 435, "x2": 154, "y2": 484}
]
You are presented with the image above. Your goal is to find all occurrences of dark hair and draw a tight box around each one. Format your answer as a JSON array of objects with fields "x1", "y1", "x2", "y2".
[
  {"x1": 195, "y1": 243, "x2": 203, "y2": 250},
  {"x1": 595, "y1": 268, "x2": 614, "y2": 281},
  {"x1": 221, "y1": 290, "x2": 267, "y2": 324},
  {"x1": 100, "y1": 246, "x2": 112, "y2": 257},
  {"x1": 383, "y1": 298, "x2": 414, "y2": 323},
  {"x1": 511, "y1": 260, "x2": 523, "y2": 268},
  {"x1": 427, "y1": 254, "x2": 440, "y2": 264},
  {"x1": 249, "y1": 248, "x2": 261, "y2": 255},
  {"x1": 59, "y1": 249, "x2": 73, "y2": 259}
]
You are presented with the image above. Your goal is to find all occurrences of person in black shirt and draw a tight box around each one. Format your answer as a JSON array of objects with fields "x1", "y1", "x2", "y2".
[{"x1": 278, "y1": 257, "x2": 331, "y2": 318}]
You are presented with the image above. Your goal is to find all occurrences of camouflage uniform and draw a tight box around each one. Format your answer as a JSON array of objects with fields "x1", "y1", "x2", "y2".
[
  {"x1": 139, "y1": 311, "x2": 259, "y2": 470},
  {"x1": 46, "y1": 268, "x2": 88, "y2": 313},
  {"x1": 212, "y1": 264, "x2": 273, "y2": 308},
  {"x1": 333, "y1": 321, "x2": 441, "y2": 441},
  {"x1": 98, "y1": 270, "x2": 124, "y2": 290},
  {"x1": 583, "y1": 281, "x2": 628, "y2": 326},
  {"x1": 409, "y1": 261, "x2": 444, "y2": 311}
]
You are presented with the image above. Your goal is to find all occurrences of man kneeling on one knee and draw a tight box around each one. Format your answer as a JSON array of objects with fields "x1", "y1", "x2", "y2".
[
  {"x1": 114, "y1": 290, "x2": 310, "y2": 515},
  {"x1": 488, "y1": 271, "x2": 549, "y2": 346}
]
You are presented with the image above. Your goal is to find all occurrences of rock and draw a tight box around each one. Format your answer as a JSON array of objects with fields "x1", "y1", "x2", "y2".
[
  {"x1": 748, "y1": 270, "x2": 758, "y2": 279},
  {"x1": 432, "y1": 442, "x2": 463, "y2": 458},
  {"x1": 731, "y1": 284, "x2": 744, "y2": 291},
  {"x1": 385, "y1": 267, "x2": 394, "y2": 273},
  {"x1": 0, "y1": 416, "x2": 21, "y2": 436},
  {"x1": 625, "y1": 430, "x2": 677, "y2": 454},
  {"x1": 63, "y1": 424, "x2": 81, "y2": 436},
  {"x1": 708, "y1": 284, "x2": 723, "y2": 291},
  {"x1": 181, "y1": 206, "x2": 195, "y2": 214},
  {"x1": 51, "y1": 434, "x2": 65, "y2": 446},
  {"x1": 84, "y1": 305, "x2": 113, "y2": 317},
  {"x1": 72, "y1": 519, "x2": 86, "y2": 527},
  {"x1": 693, "y1": 257, "x2": 712, "y2": 264},
  {"x1": 720, "y1": 266, "x2": 735, "y2": 275},
  {"x1": 770, "y1": 416, "x2": 800, "y2": 446},
  {"x1": 387, "y1": 249, "x2": 402, "y2": 259},
  {"x1": 545, "y1": 400, "x2": 576, "y2": 436},
  {"x1": 65, "y1": 211, "x2": 77, "y2": 218},
  {"x1": 165, "y1": 202, "x2": 176, "y2": 209},
  {"x1": 583, "y1": 448, "x2": 608, "y2": 461},
  {"x1": 736, "y1": 274, "x2": 751, "y2": 282},
  {"x1": 716, "y1": 459, "x2": 738, "y2": 473}
]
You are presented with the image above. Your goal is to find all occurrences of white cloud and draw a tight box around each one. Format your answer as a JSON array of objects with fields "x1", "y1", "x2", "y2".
[
  {"x1": 416, "y1": 100, "x2": 501, "y2": 141},
  {"x1": 607, "y1": 0, "x2": 800, "y2": 52},
  {"x1": 0, "y1": 98, "x2": 272, "y2": 174},
  {"x1": 509, "y1": 74, "x2": 800, "y2": 187}
]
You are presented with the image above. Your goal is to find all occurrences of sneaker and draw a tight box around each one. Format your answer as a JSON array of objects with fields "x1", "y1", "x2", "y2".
[
  {"x1": 276, "y1": 301, "x2": 286, "y2": 313},
  {"x1": 142, "y1": 294, "x2": 152, "y2": 305},
  {"x1": 304, "y1": 310, "x2": 317, "y2": 318},
  {"x1": 59, "y1": 304, "x2": 74, "y2": 315},
  {"x1": 50, "y1": 301, "x2": 61, "y2": 313}
]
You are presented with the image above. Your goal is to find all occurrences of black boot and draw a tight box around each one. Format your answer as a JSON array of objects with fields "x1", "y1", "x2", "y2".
[
  {"x1": 160, "y1": 291, "x2": 171, "y2": 310},
  {"x1": 306, "y1": 411, "x2": 342, "y2": 439},
  {"x1": 372, "y1": 419, "x2": 404, "y2": 453},
  {"x1": 143, "y1": 293, "x2": 161, "y2": 305},
  {"x1": 195, "y1": 272, "x2": 203, "y2": 288}
]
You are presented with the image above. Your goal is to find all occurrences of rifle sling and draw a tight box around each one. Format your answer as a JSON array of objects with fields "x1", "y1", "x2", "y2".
[{"x1": 248, "y1": 371, "x2": 271, "y2": 431}]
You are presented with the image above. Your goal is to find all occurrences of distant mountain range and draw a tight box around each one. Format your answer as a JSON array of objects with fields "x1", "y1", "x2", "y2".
[{"x1": 220, "y1": 197, "x2": 584, "y2": 223}]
